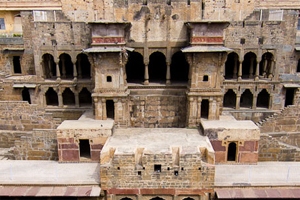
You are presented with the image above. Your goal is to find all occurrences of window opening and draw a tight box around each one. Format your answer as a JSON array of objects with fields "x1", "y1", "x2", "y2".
[
  {"x1": 203, "y1": 75, "x2": 208, "y2": 82},
  {"x1": 59, "y1": 53, "x2": 73, "y2": 79},
  {"x1": 62, "y1": 88, "x2": 75, "y2": 105},
  {"x1": 227, "y1": 142, "x2": 237, "y2": 161},
  {"x1": 79, "y1": 139, "x2": 91, "y2": 159},
  {"x1": 107, "y1": 76, "x2": 112, "y2": 82},
  {"x1": 0, "y1": 18, "x2": 5, "y2": 30},
  {"x1": 223, "y1": 89, "x2": 236, "y2": 108},
  {"x1": 154, "y1": 164, "x2": 161, "y2": 172},
  {"x1": 240, "y1": 89, "x2": 253, "y2": 108},
  {"x1": 126, "y1": 52, "x2": 145, "y2": 83},
  {"x1": 201, "y1": 99, "x2": 209, "y2": 119},
  {"x1": 170, "y1": 51, "x2": 189, "y2": 83},
  {"x1": 257, "y1": 89, "x2": 270, "y2": 108},
  {"x1": 13, "y1": 56, "x2": 21, "y2": 74},
  {"x1": 22, "y1": 87, "x2": 31, "y2": 104},
  {"x1": 285, "y1": 88, "x2": 295, "y2": 107},
  {"x1": 174, "y1": 171, "x2": 178, "y2": 176},
  {"x1": 45, "y1": 87, "x2": 58, "y2": 106},
  {"x1": 106, "y1": 100, "x2": 115, "y2": 119},
  {"x1": 242, "y1": 52, "x2": 257, "y2": 79}
]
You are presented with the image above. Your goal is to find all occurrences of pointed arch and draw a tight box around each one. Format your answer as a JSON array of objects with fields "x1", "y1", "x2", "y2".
[
  {"x1": 223, "y1": 89, "x2": 236, "y2": 108},
  {"x1": 76, "y1": 53, "x2": 91, "y2": 79},
  {"x1": 170, "y1": 51, "x2": 189, "y2": 82},
  {"x1": 45, "y1": 87, "x2": 58, "y2": 106},
  {"x1": 240, "y1": 89, "x2": 253, "y2": 108},
  {"x1": 62, "y1": 88, "x2": 75, "y2": 105},
  {"x1": 149, "y1": 51, "x2": 167, "y2": 82},
  {"x1": 42, "y1": 53, "x2": 56, "y2": 79},
  {"x1": 257, "y1": 89, "x2": 270, "y2": 108},
  {"x1": 79, "y1": 87, "x2": 92, "y2": 107},
  {"x1": 242, "y1": 52, "x2": 257, "y2": 79},
  {"x1": 59, "y1": 53, "x2": 73, "y2": 79},
  {"x1": 225, "y1": 52, "x2": 239, "y2": 79},
  {"x1": 126, "y1": 51, "x2": 145, "y2": 83},
  {"x1": 259, "y1": 52, "x2": 274, "y2": 77}
]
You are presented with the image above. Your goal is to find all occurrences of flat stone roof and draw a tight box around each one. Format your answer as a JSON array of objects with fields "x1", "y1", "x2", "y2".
[
  {"x1": 201, "y1": 120, "x2": 258, "y2": 130},
  {"x1": 102, "y1": 128, "x2": 213, "y2": 154},
  {"x1": 57, "y1": 120, "x2": 114, "y2": 130}
]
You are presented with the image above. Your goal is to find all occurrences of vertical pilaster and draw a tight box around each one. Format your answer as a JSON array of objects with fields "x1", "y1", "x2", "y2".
[
  {"x1": 144, "y1": 63, "x2": 149, "y2": 85},
  {"x1": 102, "y1": 99, "x2": 107, "y2": 120},
  {"x1": 236, "y1": 95, "x2": 241, "y2": 109},
  {"x1": 238, "y1": 61, "x2": 242, "y2": 81},
  {"x1": 255, "y1": 60, "x2": 260, "y2": 81},
  {"x1": 73, "y1": 62, "x2": 77, "y2": 80},
  {"x1": 197, "y1": 97, "x2": 202, "y2": 123},
  {"x1": 253, "y1": 94, "x2": 257, "y2": 109},
  {"x1": 58, "y1": 90, "x2": 63, "y2": 107},
  {"x1": 166, "y1": 62, "x2": 171, "y2": 85},
  {"x1": 56, "y1": 62, "x2": 61, "y2": 80},
  {"x1": 208, "y1": 98, "x2": 213, "y2": 120}
]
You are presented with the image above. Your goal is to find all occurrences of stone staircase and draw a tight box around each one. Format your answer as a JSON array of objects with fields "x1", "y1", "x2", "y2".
[{"x1": 0, "y1": 148, "x2": 14, "y2": 160}]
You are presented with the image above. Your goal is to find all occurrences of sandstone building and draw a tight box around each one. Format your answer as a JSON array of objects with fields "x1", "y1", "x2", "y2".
[{"x1": 1, "y1": 0, "x2": 300, "y2": 199}]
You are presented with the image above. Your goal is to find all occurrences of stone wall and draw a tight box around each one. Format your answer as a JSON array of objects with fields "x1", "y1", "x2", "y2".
[
  {"x1": 259, "y1": 134, "x2": 300, "y2": 161},
  {"x1": 14, "y1": 129, "x2": 58, "y2": 160},
  {"x1": 129, "y1": 89, "x2": 187, "y2": 128}
]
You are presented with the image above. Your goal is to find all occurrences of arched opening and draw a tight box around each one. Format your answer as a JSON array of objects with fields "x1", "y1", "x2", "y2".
[
  {"x1": 240, "y1": 89, "x2": 253, "y2": 108},
  {"x1": 13, "y1": 56, "x2": 21, "y2": 74},
  {"x1": 227, "y1": 142, "x2": 237, "y2": 161},
  {"x1": 259, "y1": 52, "x2": 274, "y2": 77},
  {"x1": 106, "y1": 100, "x2": 114, "y2": 119},
  {"x1": 59, "y1": 53, "x2": 73, "y2": 79},
  {"x1": 201, "y1": 99, "x2": 209, "y2": 119},
  {"x1": 257, "y1": 89, "x2": 270, "y2": 108},
  {"x1": 297, "y1": 59, "x2": 300, "y2": 73},
  {"x1": 242, "y1": 52, "x2": 257, "y2": 79},
  {"x1": 126, "y1": 52, "x2": 145, "y2": 83},
  {"x1": 223, "y1": 89, "x2": 236, "y2": 108},
  {"x1": 22, "y1": 87, "x2": 31, "y2": 104},
  {"x1": 225, "y1": 52, "x2": 239, "y2": 79},
  {"x1": 183, "y1": 197, "x2": 195, "y2": 200},
  {"x1": 76, "y1": 53, "x2": 91, "y2": 79},
  {"x1": 170, "y1": 51, "x2": 189, "y2": 83},
  {"x1": 150, "y1": 197, "x2": 165, "y2": 200},
  {"x1": 79, "y1": 88, "x2": 92, "y2": 107},
  {"x1": 120, "y1": 198, "x2": 133, "y2": 200},
  {"x1": 45, "y1": 87, "x2": 58, "y2": 106},
  {"x1": 42, "y1": 54, "x2": 56, "y2": 79},
  {"x1": 149, "y1": 52, "x2": 167, "y2": 83},
  {"x1": 62, "y1": 88, "x2": 75, "y2": 106}
]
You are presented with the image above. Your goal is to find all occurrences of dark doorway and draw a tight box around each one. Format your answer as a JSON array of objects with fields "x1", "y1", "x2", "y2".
[
  {"x1": 79, "y1": 139, "x2": 91, "y2": 159},
  {"x1": 242, "y1": 52, "x2": 257, "y2": 79},
  {"x1": 106, "y1": 100, "x2": 114, "y2": 119},
  {"x1": 126, "y1": 52, "x2": 145, "y2": 83},
  {"x1": 45, "y1": 87, "x2": 58, "y2": 106},
  {"x1": 170, "y1": 51, "x2": 189, "y2": 82},
  {"x1": 225, "y1": 52, "x2": 239, "y2": 79},
  {"x1": 201, "y1": 99, "x2": 209, "y2": 119},
  {"x1": 223, "y1": 89, "x2": 236, "y2": 108},
  {"x1": 42, "y1": 54, "x2": 56, "y2": 79},
  {"x1": 227, "y1": 142, "x2": 237, "y2": 161},
  {"x1": 79, "y1": 88, "x2": 92, "y2": 107},
  {"x1": 285, "y1": 88, "x2": 295, "y2": 107},
  {"x1": 62, "y1": 88, "x2": 75, "y2": 106},
  {"x1": 76, "y1": 53, "x2": 91, "y2": 79},
  {"x1": 13, "y1": 56, "x2": 21, "y2": 74},
  {"x1": 59, "y1": 53, "x2": 73, "y2": 79},
  {"x1": 149, "y1": 52, "x2": 167, "y2": 82},
  {"x1": 22, "y1": 87, "x2": 31, "y2": 104},
  {"x1": 257, "y1": 89, "x2": 270, "y2": 108},
  {"x1": 240, "y1": 89, "x2": 253, "y2": 108},
  {"x1": 297, "y1": 59, "x2": 300, "y2": 73}
]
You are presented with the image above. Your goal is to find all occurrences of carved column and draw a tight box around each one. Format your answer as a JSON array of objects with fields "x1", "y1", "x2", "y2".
[
  {"x1": 55, "y1": 62, "x2": 61, "y2": 80},
  {"x1": 144, "y1": 62, "x2": 149, "y2": 85},
  {"x1": 58, "y1": 89, "x2": 63, "y2": 107},
  {"x1": 102, "y1": 99, "x2": 107, "y2": 120},
  {"x1": 268, "y1": 59, "x2": 275, "y2": 79},
  {"x1": 236, "y1": 95, "x2": 241, "y2": 109},
  {"x1": 166, "y1": 62, "x2": 171, "y2": 85},
  {"x1": 253, "y1": 94, "x2": 257, "y2": 109},
  {"x1": 238, "y1": 61, "x2": 242, "y2": 81},
  {"x1": 73, "y1": 62, "x2": 77, "y2": 80},
  {"x1": 196, "y1": 97, "x2": 202, "y2": 123},
  {"x1": 208, "y1": 98, "x2": 214, "y2": 120},
  {"x1": 255, "y1": 60, "x2": 260, "y2": 81},
  {"x1": 262, "y1": 55, "x2": 267, "y2": 77}
]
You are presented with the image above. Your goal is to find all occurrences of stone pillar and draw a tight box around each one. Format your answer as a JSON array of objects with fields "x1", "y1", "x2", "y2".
[
  {"x1": 197, "y1": 97, "x2": 202, "y2": 123},
  {"x1": 249, "y1": 57, "x2": 254, "y2": 78},
  {"x1": 166, "y1": 62, "x2": 171, "y2": 85},
  {"x1": 268, "y1": 60, "x2": 274, "y2": 79},
  {"x1": 144, "y1": 63, "x2": 149, "y2": 85},
  {"x1": 253, "y1": 94, "x2": 257, "y2": 109},
  {"x1": 255, "y1": 60, "x2": 260, "y2": 81},
  {"x1": 113, "y1": 98, "x2": 118, "y2": 122},
  {"x1": 238, "y1": 61, "x2": 242, "y2": 81},
  {"x1": 233, "y1": 56, "x2": 238, "y2": 79},
  {"x1": 187, "y1": 97, "x2": 196, "y2": 127},
  {"x1": 236, "y1": 95, "x2": 241, "y2": 109},
  {"x1": 208, "y1": 98, "x2": 214, "y2": 120},
  {"x1": 58, "y1": 90, "x2": 63, "y2": 107},
  {"x1": 94, "y1": 98, "x2": 100, "y2": 120},
  {"x1": 55, "y1": 62, "x2": 61, "y2": 80},
  {"x1": 73, "y1": 62, "x2": 78, "y2": 80},
  {"x1": 216, "y1": 97, "x2": 221, "y2": 119},
  {"x1": 102, "y1": 99, "x2": 107, "y2": 120},
  {"x1": 262, "y1": 55, "x2": 267, "y2": 77},
  {"x1": 75, "y1": 92, "x2": 79, "y2": 108}
]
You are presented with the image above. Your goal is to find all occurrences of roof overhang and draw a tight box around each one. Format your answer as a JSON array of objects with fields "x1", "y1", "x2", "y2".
[
  {"x1": 83, "y1": 47, "x2": 134, "y2": 53},
  {"x1": 0, "y1": 2, "x2": 62, "y2": 11},
  {"x1": 216, "y1": 188, "x2": 300, "y2": 199},
  {"x1": 283, "y1": 84, "x2": 300, "y2": 88},
  {"x1": 13, "y1": 84, "x2": 36, "y2": 88},
  {"x1": 295, "y1": 46, "x2": 300, "y2": 51},
  {"x1": 181, "y1": 46, "x2": 233, "y2": 53},
  {"x1": 0, "y1": 186, "x2": 100, "y2": 197}
]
